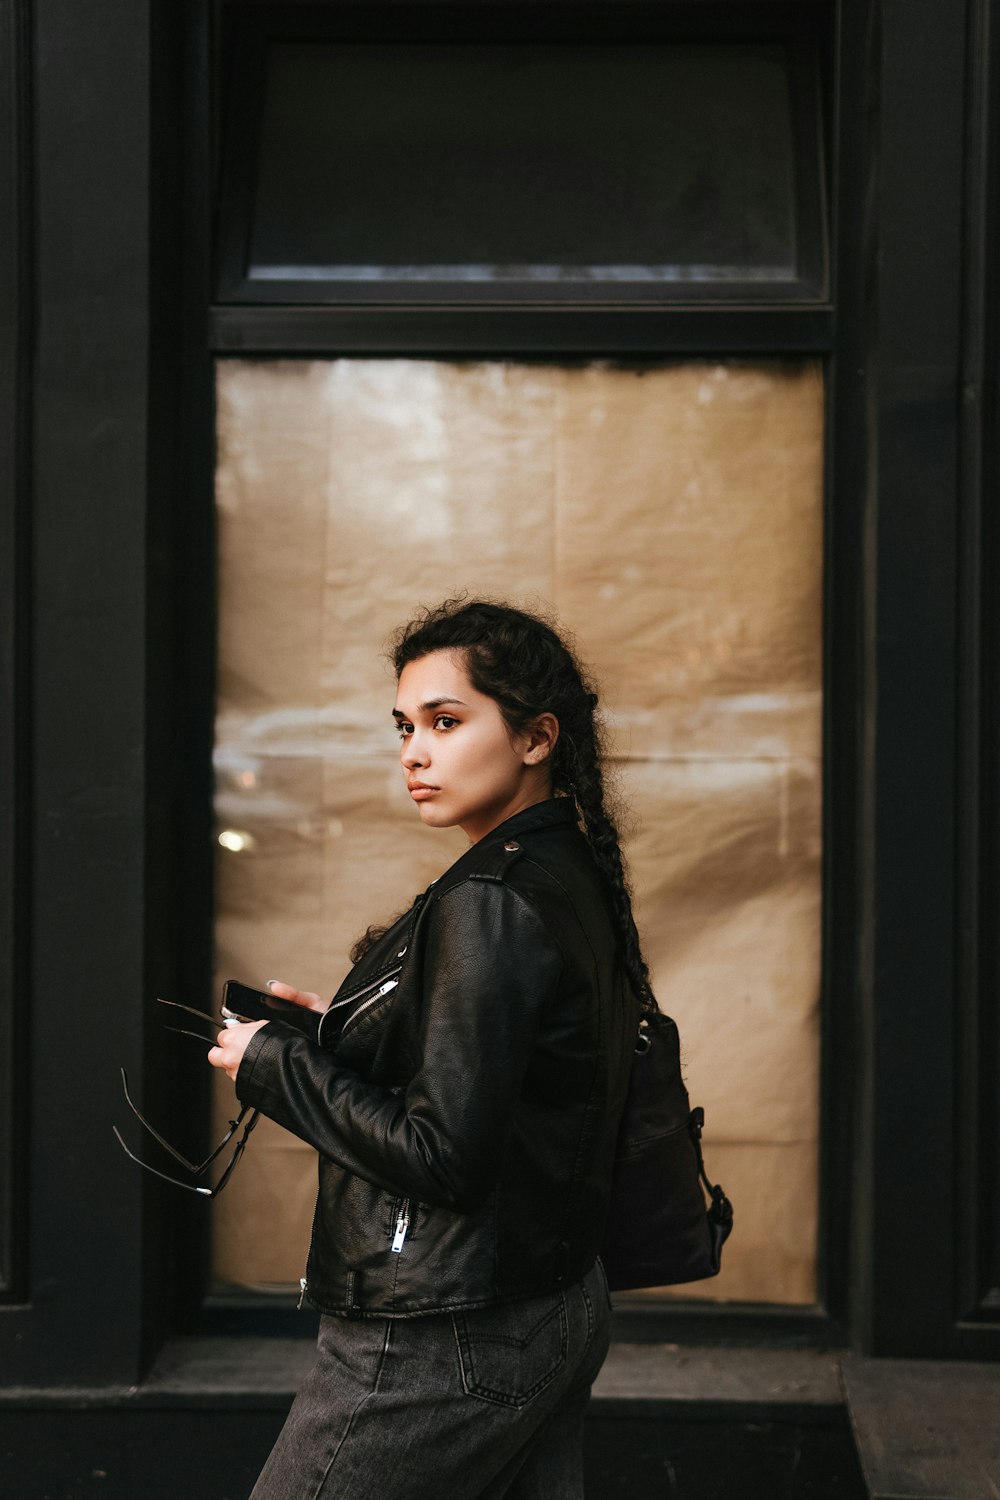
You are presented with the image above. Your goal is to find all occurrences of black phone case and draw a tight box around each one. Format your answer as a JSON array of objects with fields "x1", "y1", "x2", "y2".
[{"x1": 221, "y1": 980, "x2": 317, "y2": 1035}]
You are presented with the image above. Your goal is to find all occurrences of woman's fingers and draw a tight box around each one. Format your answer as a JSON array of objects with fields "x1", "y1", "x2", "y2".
[
  {"x1": 266, "y1": 979, "x2": 325, "y2": 1012},
  {"x1": 265, "y1": 979, "x2": 298, "y2": 999},
  {"x1": 207, "y1": 1019, "x2": 268, "y2": 1081}
]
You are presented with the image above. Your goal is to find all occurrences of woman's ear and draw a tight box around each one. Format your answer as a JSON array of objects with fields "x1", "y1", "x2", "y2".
[{"x1": 524, "y1": 713, "x2": 559, "y2": 765}]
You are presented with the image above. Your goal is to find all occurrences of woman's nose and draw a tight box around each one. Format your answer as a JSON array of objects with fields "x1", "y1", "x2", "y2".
[{"x1": 400, "y1": 738, "x2": 425, "y2": 770}]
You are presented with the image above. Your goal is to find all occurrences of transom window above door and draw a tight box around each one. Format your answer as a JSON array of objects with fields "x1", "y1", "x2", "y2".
[{"x1": 218, "y1": 35, "x2": 827, "y2": 304}]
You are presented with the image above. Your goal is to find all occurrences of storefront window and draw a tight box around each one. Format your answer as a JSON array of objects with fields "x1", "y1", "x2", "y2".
[{"x1": 212, "y1": 357, "x2": 823, "y2": 1304}]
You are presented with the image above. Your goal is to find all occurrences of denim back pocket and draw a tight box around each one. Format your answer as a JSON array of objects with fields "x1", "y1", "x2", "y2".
[{"x1": 453, "y1": 1292, "x2": 568, "y2": 1409}]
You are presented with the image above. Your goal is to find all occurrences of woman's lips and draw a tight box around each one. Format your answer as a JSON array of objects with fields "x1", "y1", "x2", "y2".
[{"x1": 408, "y1": 783, "x2": 439, "y2": 801}]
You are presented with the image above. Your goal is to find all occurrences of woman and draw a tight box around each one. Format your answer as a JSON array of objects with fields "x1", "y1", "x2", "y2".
[{"x1": 209, "y1": 599, "x2": 653, "y2": 1500}]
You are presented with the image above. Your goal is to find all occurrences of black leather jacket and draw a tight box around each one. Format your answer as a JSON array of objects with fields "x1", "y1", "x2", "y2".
[{"x1": 236, "y1": 797, "x2": 637, "y2": 1318}]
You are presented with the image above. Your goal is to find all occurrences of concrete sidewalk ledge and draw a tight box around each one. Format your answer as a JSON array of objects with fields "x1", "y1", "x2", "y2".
[
  {"x1": 841, "y1": 1356, "x2": 1000, "y2": 1500},
  {"x1": 594, "y1": 1343, "x2": 844, "y2": 1418},
  {"x1": 0, "y1": 1340, "x2": 846, "y2": 1417}
]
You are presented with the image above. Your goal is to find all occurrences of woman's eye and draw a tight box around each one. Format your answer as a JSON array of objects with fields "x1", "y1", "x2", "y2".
[
  {"x1": 434, "y1": 716, "x2": 458, "y2": 731},
  {"x1": 395, "y1": 722, "x2": 413, "y2": 738}
]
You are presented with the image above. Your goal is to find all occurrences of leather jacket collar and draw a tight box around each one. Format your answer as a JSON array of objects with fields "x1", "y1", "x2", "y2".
[
  {"x1": 480, "y1": 795, "x2": 579, "y2": 839},
  {"x1": 437, "y1": 797, "x2": 579, "y2": 886}
]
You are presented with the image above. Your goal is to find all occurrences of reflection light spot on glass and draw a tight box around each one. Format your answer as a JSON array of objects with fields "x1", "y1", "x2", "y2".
[{"x1": 218, "y1": 828, "x2": 255, "y2": 853}]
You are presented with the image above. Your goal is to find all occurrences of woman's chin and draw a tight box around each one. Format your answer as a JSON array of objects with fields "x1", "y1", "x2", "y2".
[{"x1": 414, "y1": 799, "x2": 453, "y2": 829}]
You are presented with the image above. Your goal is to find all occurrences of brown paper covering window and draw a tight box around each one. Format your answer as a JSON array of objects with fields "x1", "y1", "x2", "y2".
[{"x1": 212, "y1": 358, "x2": 823, "y2": 1305}]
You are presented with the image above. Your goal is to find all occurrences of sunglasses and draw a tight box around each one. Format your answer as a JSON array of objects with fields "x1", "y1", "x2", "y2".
[{"x1": 113, "y1": 998, "x2": 259, "y2": 1197}]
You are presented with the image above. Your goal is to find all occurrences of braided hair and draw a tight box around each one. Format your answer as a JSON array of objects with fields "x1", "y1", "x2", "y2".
[{"x1": 387, "y1": 597, "x2": 656, "y2": 1014}]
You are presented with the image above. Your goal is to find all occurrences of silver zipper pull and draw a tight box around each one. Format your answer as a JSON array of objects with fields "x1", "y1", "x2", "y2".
[
  {"x1": 297, "y1": 1277, "x2": 307, "y2": 1309},
  {"x1": 339, "y1": 977, "x2": 401, "y2": 1041},
  {"x1": 391, "y1": 1200, "x2": 410, "y2": 1253}
]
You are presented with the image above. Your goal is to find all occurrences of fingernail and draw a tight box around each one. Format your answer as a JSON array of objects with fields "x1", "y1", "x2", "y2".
[{"x1": 266, "y1": 979, "x2": 279, "y2": 989}]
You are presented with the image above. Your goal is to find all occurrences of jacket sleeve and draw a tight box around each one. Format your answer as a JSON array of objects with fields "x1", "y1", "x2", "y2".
[{"x1": 234, "y1": 878, "x2": 564, "y2": 1213}]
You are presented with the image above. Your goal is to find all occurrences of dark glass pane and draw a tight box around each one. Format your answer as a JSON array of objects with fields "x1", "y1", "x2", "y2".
[{"x1": 243, "y1": 42, "x2": 816, "y2": 290}]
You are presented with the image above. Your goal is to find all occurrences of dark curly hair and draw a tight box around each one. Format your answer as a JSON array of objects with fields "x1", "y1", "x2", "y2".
[{"x1": 370, "y1": 596, "x2": 655, "y2": 1013}]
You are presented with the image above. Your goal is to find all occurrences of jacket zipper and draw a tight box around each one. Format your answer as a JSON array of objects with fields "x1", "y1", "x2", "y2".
[
  {"x1": 391, "y1": 1198, "x2": 410, "y2": 1253},
  {"x1": 321, "y1": 892, "x2": 425, "y2": 1043},
  {"x1": 326, "y1": 965, "x2": 401, "y2": 1015},
  {"x1": 297, "y1": 1276, "x2": 307, "y2": 1309},
  {"x1": 318, "y1": 966, "x2": 402, "y2": 1047},
  {"x1": 339, "y1": 975, "x2": 400, "y2": 1039}
]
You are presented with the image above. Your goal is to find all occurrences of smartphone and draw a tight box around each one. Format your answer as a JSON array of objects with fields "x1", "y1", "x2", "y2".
[{"x1": 221, "y1": 979, "x2": 318, "y2": 1035}]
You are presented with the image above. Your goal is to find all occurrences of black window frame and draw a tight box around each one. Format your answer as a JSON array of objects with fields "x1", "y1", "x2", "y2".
[
  {"x1": 200, "y1": 0, "x2": 845, "y2": 1350},
  {"x1": 949, "y1": 0, "x2": 1000, "y2": 1344},
  {"x1": 0, "y1": 0, "x2": 30, "y2": 1307}
]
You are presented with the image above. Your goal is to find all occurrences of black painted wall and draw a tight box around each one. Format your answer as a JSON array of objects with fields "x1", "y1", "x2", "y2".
[{"x1": 0, "y1": 0, "x2": 997, "y2": 1395}]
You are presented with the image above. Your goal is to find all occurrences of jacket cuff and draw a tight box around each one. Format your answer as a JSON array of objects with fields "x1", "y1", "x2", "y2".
[{"x1": 235, "y1": 1023, "x2": 284, "y2": 1108}]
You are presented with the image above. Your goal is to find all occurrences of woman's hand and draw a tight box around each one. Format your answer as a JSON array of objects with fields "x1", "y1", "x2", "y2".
[
  {"x1": 208, "y1": 1019, "x2": 268, "y2": 1082},
  {"x1": 265, "y1": 979, "x2": 327, "y2": 1013},
  {"x1": 207, "y1": 979, "x2": 326, "y2": 1082}
]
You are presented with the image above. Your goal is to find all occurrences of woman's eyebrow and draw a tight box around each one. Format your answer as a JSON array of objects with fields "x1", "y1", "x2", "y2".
[{"x1": 392, "y1": 697, "x2": 467, "y2": 718}]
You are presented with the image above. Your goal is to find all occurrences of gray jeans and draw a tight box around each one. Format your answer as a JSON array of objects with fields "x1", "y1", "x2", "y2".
[{"x1": 248, "y1": 1258, "x2": 612, "y2": 1500}]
